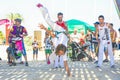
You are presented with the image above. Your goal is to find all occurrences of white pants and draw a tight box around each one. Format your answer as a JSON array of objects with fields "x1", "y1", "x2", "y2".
[
  {"x1": 98, "y1": 40, "x2": 114, "y2": 66},
  {"x1": 54, "y1": 56, "x2": 64, "y2": 68}
]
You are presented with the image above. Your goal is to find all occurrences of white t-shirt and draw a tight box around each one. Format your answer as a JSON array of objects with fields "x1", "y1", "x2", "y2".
[
  {"x1": 70, "y1": 33, "x2": 80, "y2": 43},
  {"x1": 45, "y1": 37, "x2": 52, "y2": 49}
]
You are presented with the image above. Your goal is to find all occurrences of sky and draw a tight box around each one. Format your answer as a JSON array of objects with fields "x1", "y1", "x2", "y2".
[{"x1": 0, "y1": 0, "x2": 120, "y2": 36}]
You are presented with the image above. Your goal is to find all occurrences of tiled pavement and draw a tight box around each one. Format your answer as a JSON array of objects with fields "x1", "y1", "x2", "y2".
[
  {"x1": 0, "y1": 45, "x2": 120, "y2": 80},
  {"x1": 0, "y1": 60, "x2": 120, "y2": 80}
]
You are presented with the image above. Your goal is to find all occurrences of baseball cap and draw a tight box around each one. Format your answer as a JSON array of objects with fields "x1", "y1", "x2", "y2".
[{"x1": 14, "y1": 18, "x2": 22, "y2": 23}]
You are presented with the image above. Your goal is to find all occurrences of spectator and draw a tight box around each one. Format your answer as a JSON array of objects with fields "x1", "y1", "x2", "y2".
[
  {"x1": 93, "y1": 22, "x2": 99, "y2": 59},
  {"x1": 70, "y1": 28, "x2": 80, "y2": 60},
  {"x1": 6, "y1": 44, "x2": 12, "y2": 63},
  {"x1": 6, "y1": 43, "x2": 16, "y2": 66},
  {"x1": 44, "y1": 32, "x2": 52, "y2": 64},
  {"x1": 32, "y1": 38, "x2": 39, "y2": 61},
  {"x1": 118, "y1": 28, "x2": 120, "y2": 49},
  {"x1": 86, "y1": 30, "x2": 95, "y2": 60},
  {"x1": 80, "y1": 31, "x2": 86, "y2": 42},
  {"x1": 0, "y1": 57, "x2": 1, "y2": 60}
]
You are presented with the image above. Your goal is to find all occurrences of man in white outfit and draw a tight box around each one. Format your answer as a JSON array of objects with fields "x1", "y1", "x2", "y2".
[
  {"x1": 96, "y1": 15, "x2": 115, "y2": 68},
  {"x1": 53, "y1": 12, "x2": 68, "y2": 68},
  {"x1": 37, "y1": 3, "x2": 71, "y2": 76}
]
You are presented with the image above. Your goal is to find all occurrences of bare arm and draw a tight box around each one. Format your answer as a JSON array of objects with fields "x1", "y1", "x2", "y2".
[
  {"x1": 44, "y1": 37, "x2": 46, "y2": 43},
  {"x1": 39, "y1": 24, "x2": 51, "y2": 34},
  {"x1": 9, "y1": 31, "x2": 16, "y2": 37},
  {"x1": 113, "y1": 30, "x2": 117, "y2": 42},
  {"x1": 64, "y1": 61, "x2": 71, "y2": 77},
  {"x1": 96, "y1": 27, "x2": 99, "y2": 40}
]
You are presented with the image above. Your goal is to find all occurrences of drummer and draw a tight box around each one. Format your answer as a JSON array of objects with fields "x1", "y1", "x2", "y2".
[{"x1": 9, "y1": 18, "x2": 29, "y2": 66}]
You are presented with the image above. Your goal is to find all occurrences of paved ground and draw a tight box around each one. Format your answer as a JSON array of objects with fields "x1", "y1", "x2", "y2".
[{"x1": 0, "y1": 45, "x2": 120, "y2": 80}]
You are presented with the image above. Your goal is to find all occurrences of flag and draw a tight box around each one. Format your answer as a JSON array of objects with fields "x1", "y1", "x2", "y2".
[{"x1": 0, "y1": 19, "x2": 10, "y2": 25}]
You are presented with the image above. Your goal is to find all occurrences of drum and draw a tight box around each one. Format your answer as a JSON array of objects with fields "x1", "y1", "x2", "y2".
[
  {"x1": 16, "y1": 40, "x2": 23, "y2": 50},
  {"x1": 11, "y1": 37, "x2": 22, "y2": 43},
  {"x1": 12, "y1": 37, "x2": 23, "y2": 58}
]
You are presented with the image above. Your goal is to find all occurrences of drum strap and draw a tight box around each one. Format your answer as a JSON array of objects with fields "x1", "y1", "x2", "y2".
[{"x1": 16, "y1": 26, "x2": 23, "y2": 37}]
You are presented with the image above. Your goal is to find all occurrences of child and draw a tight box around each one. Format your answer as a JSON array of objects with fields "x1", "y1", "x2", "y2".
[
  {"x1": 6, "y1": 43, "x2": 16, "y2": 66},
  {"x1": 50, "y1": 31, "x2": 64, "y2": 68},
  {"x1": 6, "y1": 44, "x2": 12, "y2": 64},
  {"x1": 55, "y1": 44, "x2": 71, "y2": 76},
  {"x1": 44, "y1": 32, "x2": 52, "y2": 64},
  {"x1": 32, "y1": 38, "x2": 39, "y2": 61}
]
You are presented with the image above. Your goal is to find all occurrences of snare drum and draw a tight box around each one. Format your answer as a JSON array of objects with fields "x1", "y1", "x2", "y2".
[
  {"x1": 12, "y1": 37, "x2": 23, "y2": 51},
  {"x1": 11, "y1": 37, "x2": 22, "y2": 43}
]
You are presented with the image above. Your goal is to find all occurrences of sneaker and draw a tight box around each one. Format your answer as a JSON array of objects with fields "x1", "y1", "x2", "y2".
[
  {"x1": 25, "y1": 62, "x2": 29, "y2": 66},
  {"x1": 37, "y1": 3, "x2": 43, "y2": 8},
  {"x1": 55, "y1": 67, "x2": 58, "y2": 68},
  {"x1": 47, "y1": 60, "x2": 50, "y2": 65},
  {"x1": 59, "y1": 66, "x2": 64, "y2": 68},
  {"x1": 96, "y1": 65, "x2": 100, "y2": 68},
  {"x1": 94, "y1": 61, "x2": 98, "y2": 64},
  {"x1": 103, "y1": 59, "x2": 109, "y2": 62},
  {"x1": 19, "y1": 61, "x2": 24, "y2": 64},
  {"x1": 88, "y1": 57, "x2": 93, "y2": 62},
  {"x1": 9, "y1": 62, "x2": 16, "y2": 66},
  {"x1": 111, "y1": 65, "x2": 115, "y2": 68},
  {"x1": 9, "y1": 63, "x2": 13, "y2": 66},
  {"x1": 8, "y1": 61, "x2": 12, "y2": 64},
  {"x1": 53, "y1": 66, "x2": 58, "y2": 69},
  {"x1": 12, "y1": 62, "x2": 16, "y2": 66}
]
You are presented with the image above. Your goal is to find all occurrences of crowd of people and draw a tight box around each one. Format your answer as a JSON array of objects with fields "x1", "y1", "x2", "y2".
[
  {"x1": 37, "y1": 3, "x2": 120, "y2": 76},
  {"x1": 0, "y1": 3, "x2": 120, "y2": 77}
]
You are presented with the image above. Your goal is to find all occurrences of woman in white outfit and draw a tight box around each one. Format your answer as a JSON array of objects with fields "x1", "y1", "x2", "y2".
[{"x1": 37, "y1": 3, "x2": 71, "y2": 76}]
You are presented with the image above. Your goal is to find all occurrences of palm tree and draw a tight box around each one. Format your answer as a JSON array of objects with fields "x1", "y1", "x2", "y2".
[
  {"x1": 6, "y1": 13, "x2": 24, "y2": 22},
  {"x1": 0, "y1": 31, "x2": 5, "y2": 44}
]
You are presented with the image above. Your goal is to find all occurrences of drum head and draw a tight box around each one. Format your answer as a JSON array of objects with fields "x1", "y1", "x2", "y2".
[{"x1": 12, "y1": 37, "x2": 22, "y2": 41}]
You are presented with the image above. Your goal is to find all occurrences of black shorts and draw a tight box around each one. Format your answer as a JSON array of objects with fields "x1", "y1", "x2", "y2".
[
  {"x1": 33, "y1": 48, "x2": 38, "y2": 54},
  {"x1": 119, "y1": 44, "x2": 120, "y2": 49},
  {"x1": 112, "y1": 42, "x2": 117, "y2": 49}
]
